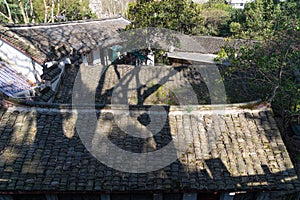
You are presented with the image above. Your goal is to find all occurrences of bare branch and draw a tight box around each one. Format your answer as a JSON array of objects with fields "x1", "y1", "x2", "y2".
[
  {"x1": 3, "y1": 0, "x2": 13, "y2": 23},
  {"x1": 0, "y1": 11, "x2": 10, "y2": 20},
  {"x1": 267, "y1": 41, "x2": 291, "y2": 104},
  {"x1": 257, "y1": 68, "x2": 274, "y2": 83},
  {"x1": 30, "y1": 0, "x2": 35, "y2": 23},
  {"x1": 267, "y1": 85, "x2": 279, "y2": 103}
]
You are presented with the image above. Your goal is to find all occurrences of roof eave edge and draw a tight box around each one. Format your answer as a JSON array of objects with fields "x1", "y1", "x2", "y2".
[{"x1": 0, "y1": 37, "x2": 46, "y2": 64}]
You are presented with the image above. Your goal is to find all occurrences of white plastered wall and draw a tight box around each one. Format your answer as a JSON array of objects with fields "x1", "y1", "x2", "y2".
[{"x1": 0, "y1": 39, "x2": 43, "y2": 84}]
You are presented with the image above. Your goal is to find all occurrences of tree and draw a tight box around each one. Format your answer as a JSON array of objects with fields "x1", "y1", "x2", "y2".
[
  {"x1": 0, "y1": 0, "x2": 29, "y2": 23},
  {"x1": 18, "y1": 0, "x2": 28, "y2": 23},
  {"x1": 199, "y1": 1, "x2": 235, "y2": 36},
  {"x1": 127, "y1": 0, "x2": 204, "y2": 35},
  {"x1": 229, "y1": 22, "x2": 241, "y2": 34},
  {"x1": 0, "y1": 0, "x2": 14, "y2": 23},
  {"x1": 229, "y1": 0, "x2": 282, "y2": 39},
  {"x1": 0, "y1": 0, "x2": 96, "y2": 24},
  {"x1": 34, "y1": 0, "x2": 96, "y2": 23},
  {"x1": 221, "y1": 0, "x2": 300, "y2": 124}
]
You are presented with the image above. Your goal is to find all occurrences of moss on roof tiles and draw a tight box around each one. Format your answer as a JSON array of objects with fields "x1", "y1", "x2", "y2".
[{"x1": 0, "y1": 105, "x2": 298, "y2": 192}]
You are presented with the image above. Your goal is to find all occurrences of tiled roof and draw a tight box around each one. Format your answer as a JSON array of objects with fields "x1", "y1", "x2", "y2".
[
  {"x1": 41, "y1": 64, "x2": 62, "y2": 82},
  {"x1": 34, "y1": 87, "x2": 56, "y2": 102},
  {"x1": 54, "y1": 64, "x2": 263, "y2": 105},
  {"x1": 1, "y1": 17, "x2": 130, "y2": 63},
  {"x1": 0, "y1": 26, "x2": 47, "y2": 63},
  {"x1": 0, "y1": 105, "x2": 298, "y2": 192},
  {"x1": 0, "y1": 62, "x2": 33, "y2": 97},
  {"x1": 176, "y1": 36, "x2": 255, "y2": 54}
]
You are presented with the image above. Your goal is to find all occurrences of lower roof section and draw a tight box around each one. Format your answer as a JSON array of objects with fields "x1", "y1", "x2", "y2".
[
  {"x1": 0, "y1": 105, "x2": 298, "y2": 192},
  {"x1": 0, "y1": 62, "x2": 33, "y2": 98}
]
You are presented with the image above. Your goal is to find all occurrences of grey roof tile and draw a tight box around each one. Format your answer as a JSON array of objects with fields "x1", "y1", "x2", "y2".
[
  {"x1": 0, "y1": 106, "x2": 298, "y2": 192},
  {"x1": 176, "y1": 35, "x2": 256, "y2": 54},
  {"x1": 0, "y1": 17, "x2": 130, "y2": 63}
]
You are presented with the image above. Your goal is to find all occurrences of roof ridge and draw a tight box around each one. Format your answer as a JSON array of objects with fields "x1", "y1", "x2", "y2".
[
  {"x1": 4, "y1": 16, "x2": 129, "y2": 29},
  {"x1": 1, "y1": 97, "x2": 269, "y2": 113},
  {"x1": 192, "y1": 35, "x2": 257, "y2": 42}
]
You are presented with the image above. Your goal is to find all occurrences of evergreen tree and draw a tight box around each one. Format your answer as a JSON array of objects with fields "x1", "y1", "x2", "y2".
[
  {"x1": 222, "y1": 0, "x2": 300, "y2": 122},
  {"x1": 199, "y1": 0, "x2": 235, "y2": 36},
  {"x1": 127, "y1": 0, "x2": 204, "y2": 35},
  {"x1": 230, "y1": 0, "x2": 282, "y2": 39}
]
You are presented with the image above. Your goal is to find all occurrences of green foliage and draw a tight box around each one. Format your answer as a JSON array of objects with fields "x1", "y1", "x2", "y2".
[
  {"x1": 199, "y1": 1, "x2": 235, "y2": 36},
  {"x1": 223, "y1": 15, "x2": 300, "y2": 118},
  {"x1": 220, "y1": 0, "x2": 300, "y2": 116},
  {"x1": 214, "y1": 48, "x2": 228, "y2": 63},
  {"x1": 227, "y1": 0, "x2": 300, "y2": 41},
  {"x1": 244, "y1": 0, "x2": 281, "y2": 39},
  {"x1": 127, "y1": 0, "x2": 298, "y2": 39},
  {"x1": 33, "y1": 0, "x2": 96, "y2": 23},
  {"x1": 127, "y1": 0, "x2": 204, "y2": 35},
  {"x1": 32, "y1": 0, "x2": 44, "y2": 23},
  {"x1": 0, "y1": 0, "x2": 96, "y2": 24},
  {"x1": 153, "y1": 49, "x2": 170, "y2": 65},
  {"x1": 126, "y1": 0, "x2": 237, "y2": 37},
  {"x1": 60, "y1": 0, "x2": 96, "y2": 21},
  {"x1": 229, "y1": 22, "x2": 241, "y2": 34},
  {"x1": 229, "y1": 0, "x2": 284, "y2": 39},
  {"x1": 0, "y1": 0, "x2": 24, "y2": 23}
]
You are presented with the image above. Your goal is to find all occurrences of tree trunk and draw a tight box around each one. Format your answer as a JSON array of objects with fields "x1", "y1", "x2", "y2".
[
  {"x1": 50, "y1": 0, "x2": 54, "y2": 23},
  {"x1": 44, "y1": 0, "x2": 48, "y2": 23},
  {"x1": 18, "y1": 0, "x2": 29, "y2": 23},
  {"x1": 56, "y1": 0, "x2": 60, "y2": 17},
  {"x1": 30, "y1": 0, "x2": 35, "y2": 23}
]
